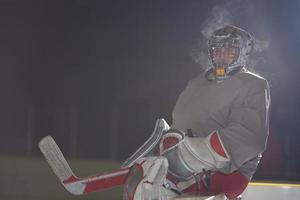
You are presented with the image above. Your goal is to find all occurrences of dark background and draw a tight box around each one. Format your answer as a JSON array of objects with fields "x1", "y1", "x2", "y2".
[{"x1": 1, "y1": 0, "x2": 299, "y2": 181}]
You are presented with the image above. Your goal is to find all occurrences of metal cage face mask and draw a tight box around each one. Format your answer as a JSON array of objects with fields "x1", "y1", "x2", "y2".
[
  {"x1": 207, "y1": 25, "x2": 254, "y2": 82},
  {"x1": 210, "y1": 47, "x2": 240, "y2": 74}
]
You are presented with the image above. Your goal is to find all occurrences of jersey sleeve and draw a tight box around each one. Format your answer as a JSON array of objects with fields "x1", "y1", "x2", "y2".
[{"x1": 219, "y1": 78, "x2": 271, "y2": 175}]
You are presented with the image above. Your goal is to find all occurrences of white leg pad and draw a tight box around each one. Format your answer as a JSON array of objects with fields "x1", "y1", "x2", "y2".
[{"x1": 133, "y1": 157, "x2": 178, "y2": 200}]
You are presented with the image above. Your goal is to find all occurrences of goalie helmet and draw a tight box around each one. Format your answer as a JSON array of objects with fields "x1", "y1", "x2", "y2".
[{"x1": 207, "y1": 25, "x2": 254, "y2": 82}]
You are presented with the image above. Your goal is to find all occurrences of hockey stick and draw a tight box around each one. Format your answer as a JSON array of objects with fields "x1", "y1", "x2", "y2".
[{"x1": 38, "y1": 136, "x2": 129, "y2": 195}]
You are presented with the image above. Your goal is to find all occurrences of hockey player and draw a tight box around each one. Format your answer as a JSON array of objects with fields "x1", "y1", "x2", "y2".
[
  {"x1": 38, "y1": 25, "x2": 270, "y2": 200},
  {"x1": 122, "y1": 25, "x2": 270, "y2": 200}
]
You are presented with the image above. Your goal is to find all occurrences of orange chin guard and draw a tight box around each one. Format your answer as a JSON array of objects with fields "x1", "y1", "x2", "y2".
[{"x1": 214, "y1": 67, "x2": 226, "y2": 77}]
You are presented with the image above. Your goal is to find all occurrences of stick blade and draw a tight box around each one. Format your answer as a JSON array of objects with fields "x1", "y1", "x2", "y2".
[{"x1": 39, "y1": 136, "x2": 74, "y2": 182}]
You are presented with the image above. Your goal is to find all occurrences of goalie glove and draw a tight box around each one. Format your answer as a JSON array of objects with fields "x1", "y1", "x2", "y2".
[{"x1": 159, "y1": 129, "x2": 185, "y2": 155}]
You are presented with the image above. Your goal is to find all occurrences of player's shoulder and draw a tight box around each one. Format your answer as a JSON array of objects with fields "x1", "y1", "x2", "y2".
[
  {"x1": 186, "y1": 72, "x2": 207, "y2": 86},
  {"x1": 236, "y1": 70, "x2": 268, "y2": 87}
]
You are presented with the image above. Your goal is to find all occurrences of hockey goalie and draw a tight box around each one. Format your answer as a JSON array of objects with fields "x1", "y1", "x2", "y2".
[
  {"x1": 121, "y1": 25, "x2": 270, "y2": 200},
  {"x1": 39, "y1": 26, "x2": 270, "y2": 200}
]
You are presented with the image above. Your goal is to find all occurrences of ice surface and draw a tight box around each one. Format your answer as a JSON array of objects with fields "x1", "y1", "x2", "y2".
[{"x1": 172, "y1": 182, "x2": 300, "y2": 200}]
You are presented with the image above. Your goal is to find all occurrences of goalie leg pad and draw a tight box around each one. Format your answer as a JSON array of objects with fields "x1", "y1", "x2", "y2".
[
  {"x1": 123, "y1": 156, "x2": 178, "y2": 200},
  {"x1": 180, "y1": 130, "x2": 230, "y2": 171},
  {"x1": 164, "y1": 131, "x2": 230, "y2": 180}
]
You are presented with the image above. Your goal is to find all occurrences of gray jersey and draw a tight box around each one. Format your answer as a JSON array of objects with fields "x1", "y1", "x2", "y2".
[{"x1": 171, "y1": 71, "x2": 270, "y2": 180}]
